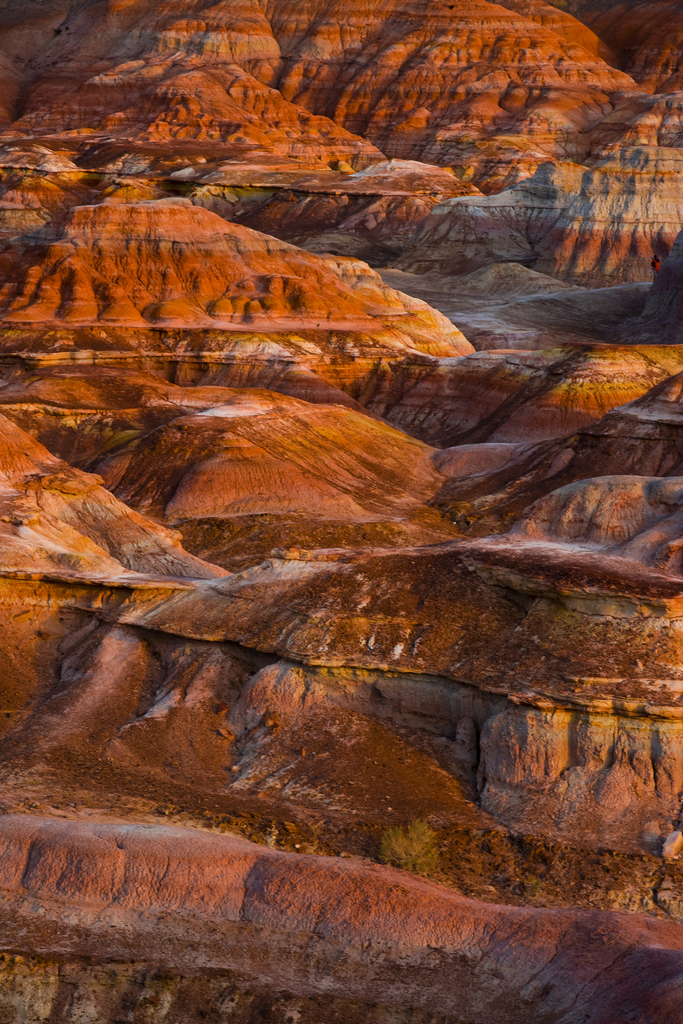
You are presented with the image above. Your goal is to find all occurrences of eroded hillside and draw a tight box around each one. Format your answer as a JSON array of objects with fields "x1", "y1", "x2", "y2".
[{"x1": 0, "y1": 2, "x2": 683, "y2": 1022}]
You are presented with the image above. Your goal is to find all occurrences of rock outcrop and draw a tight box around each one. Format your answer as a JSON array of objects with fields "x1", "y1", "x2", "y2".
[
  {"x1": 0, "y1": 410, "x2": 221, "y2": 581},
  {"x1": 434, "y1": 366, "x2": 683, "y2": 527},
  {"x1": 379, "y1": 343, "x2": 683, "y2": 446},
  {"x1": 1, "y1": 815, "x2": 682, "y2": 1024},
  {"x1": 623, "y1": 223, "x2": 683, "y2": 342},
  {"x1": 0, "y1": 200, "x2": 470, "y2": 337},
  {"x1": 1, "y1": 1, "x2": 683, "y2": 1017},
  {"x1": 92, "y1": 387, "x2": 455, "y2": 567},
  {"x1": 398, "y1": 147, "x2": 683, "y2": 284},
  {"x1": 382, "y1": 263, "x2": 650, "y2": 349},
  {"x1": 575, "y1": 0, "x2": 683, "y2": 93}
]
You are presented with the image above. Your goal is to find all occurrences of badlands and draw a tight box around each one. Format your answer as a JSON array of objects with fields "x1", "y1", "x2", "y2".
[{"x1": 1, "y1": 0, "x2": 683, "y2": 1020}]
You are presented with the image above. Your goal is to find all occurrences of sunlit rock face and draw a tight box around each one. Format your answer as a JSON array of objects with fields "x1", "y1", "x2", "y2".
[
  {"x1": 2, "y1": 2, "x2": 683, "y2": 1022},
  {"x1": 0, "y1": 0, "x2": 634, "y2": 159},
  {"x1": 398, "y1": 146, "x2": 683, "y2": 284},
  {"x1": 433, "y1": 366, "x2": 683, "y2": 530},
  {"x1": 572, "y1": 0, "x2": 683, "y2": 93},
  {"x1": 1, "y1": 815, "x2": 682, "y2": 1024}
]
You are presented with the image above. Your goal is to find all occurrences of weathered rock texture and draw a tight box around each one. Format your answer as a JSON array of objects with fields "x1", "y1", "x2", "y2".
[
  {"x1": 0, "y1": 410, "x2": 220, "y2": 581},
  {"x1": 399, "y1": 147, "x2": 683, "y2": 284},
  {"x1": 435, "y1": 365, "x2": 683, "y2": 527},
  {"x1": 1, "y1": 815, "x2": 682, "y2": 1024},
  {"x1": 572, "y1": 0, "x2": 683, "y2": 93},
  {"x1": 0, "y1": 200, "x2": 470, "y2": 341},
  {"x1": 0, "y1": 1, "x2": 683, "y2": 1018},
  {"x1": 382, "y1": 264, "x2": 650, "y2": 349},
  {"x1": 0, "y1": 0, "x2": 636, "y2": 160},
  {"x1": 623, "y1": 223, "x2": 683, "y2": 342},
  {"x1": 380, "y1": 343, "x2": 683, "y2": 446}
]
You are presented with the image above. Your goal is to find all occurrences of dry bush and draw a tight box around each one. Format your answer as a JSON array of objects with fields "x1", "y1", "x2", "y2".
[{"x1": 379, "y1": 819, "x2": 439, "y2": 875}]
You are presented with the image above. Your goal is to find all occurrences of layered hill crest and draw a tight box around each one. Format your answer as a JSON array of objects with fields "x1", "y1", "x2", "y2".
[
  {"x1": 0, "y1": 0, "x2": 650, "y2": 166},
  {"x1": 0, "y1": 199, "x2": 473, "y2": 340}
]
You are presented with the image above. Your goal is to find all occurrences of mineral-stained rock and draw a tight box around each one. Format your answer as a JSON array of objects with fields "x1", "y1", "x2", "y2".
[
  {"x1": 0, "y1": 410, "x2": 221, "y2": 581},
  {"x1": 1, "y1": 815, "x2": 683, "y2": 1024},
  {"x1": 92, "y1": 387, "x2": 455, "y2": 567},
  {"x1": 3, "y1": 527, "x2": 683, "y2": 843},
  {"x1": 0, "y1": 200, "x2": 473, "y2": 378},
  {"x1": 233, "y1": 159, "x2": 480, "y2": 264},
  {"x1": 575, "y1": 0, "x2": 683, "y2": 93},
  {"x1": 378, "y1": 343, "x2": 683, "y2": 447},
  {"x1": 0, "y1": 0, "x2": 637, "y2": 164},
  {"x1": 399, "y1": 147, "x2": 683, "y2": 284},
  {"x1": 433, "y1": 363, "x2": 683, "y2": 530},
  {"x1": 1, "y1": 0, "x2": 683, "y2": 1011},
  {"x1": 268, "y1": 0, "x2": 635, "y2": 163},
  {"x1": 0, "y1": 200, "x2": 437, "y2": 330}
]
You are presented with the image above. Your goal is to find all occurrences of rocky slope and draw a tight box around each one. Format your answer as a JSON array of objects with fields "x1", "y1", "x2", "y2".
[
  {"x1": 378, "y1": 342, "x2": 683, "y2": 446},
  {"x1": 623, "y1": 223, "x2": 683, "y2": 342},
  {"x1": 1, "y1": 1, "x2": 683, "y2": 1021},
  {"x1": 435, "y1": 364, "x2": 683, "y2": 527},
  {"x1": 0, "y1": 815, "x2": 682, "y2": 1024},
  {"x1": 570, "y1": 0, "x2": 683, "y2": 92},
  {"x1": 398, "y1": 147, "x2": 683, "y2": 284}
]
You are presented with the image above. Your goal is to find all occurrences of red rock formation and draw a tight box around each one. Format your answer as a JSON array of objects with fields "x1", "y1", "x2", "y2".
[
  {"x1": 579, "y1": 0, "x2": 683, "y2": 93},
  {"x1": 378, "y1": 343, "x2": 683, "y2": 447},
  {"x1": 93, "y1": 387, "x2": 454, "y2": 567},
  {"x1": 0, "y1": 0, "x2": 657, "y2": 176},
  {"x1": 0, "y1": 201, "x2": 396, "y2": 328},
  {"x1": 0, "y1": 200, "x2": 472, "y2": 363},
  {"x1": 13, "y1": 537, "x2": 680, "y2": 848},
  {"x1": 399, "y1": 146, "x2": 683, "y2": 284},
  {"x1": 0, "y1": 410, "x2": 221, "y2": 581},
  {"x1": 234, "y1": 159, "x2": 480, "y2": 263},
  {"x1": 432, "y1": 364, "x2": 683, "y2": 529},
  {"x1": 1, "y1": 815, "x2": 682, "y2": 1023},
  {"x1": 268, "y1": 0, "x2": 634, "y2": 163},
  {"x1": 1, "y1": 0, "x2": 683, "y2": 1012}
]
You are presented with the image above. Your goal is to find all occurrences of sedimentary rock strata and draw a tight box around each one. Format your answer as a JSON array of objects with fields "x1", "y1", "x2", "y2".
[
  {"x1": 380, "y1": 343, "x2": 683, "y2": 446},
  {"x1": 0, "y1": 815, "x2": 682, "y2": 1024},
  {"x1": 399, "y1": 146, "x2": 683, "y2": 284},
  {"x1": 435, "y1": 364, "x2": 683, "y2": 526},
  {"x1": 1, "y1": 1, "x2": 683, "y2": 1021}
]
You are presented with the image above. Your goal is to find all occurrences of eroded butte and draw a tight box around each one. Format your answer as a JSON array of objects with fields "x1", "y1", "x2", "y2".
[{"x1": 0, "y1": 1, "x2": 683, "y2": 1022}]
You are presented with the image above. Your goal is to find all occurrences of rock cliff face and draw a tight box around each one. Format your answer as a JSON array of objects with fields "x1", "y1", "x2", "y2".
[
  {"x1": 625, "y1": 224, "x2": 683, "y2": 342},
  {"x1": 398, "y1": 147, "x2": 683, "y2": 284}
]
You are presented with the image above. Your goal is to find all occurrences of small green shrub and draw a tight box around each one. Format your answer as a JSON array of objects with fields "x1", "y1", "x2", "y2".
[{"x1": 379, "y1": 819, "x2": 439, "y2": 875}]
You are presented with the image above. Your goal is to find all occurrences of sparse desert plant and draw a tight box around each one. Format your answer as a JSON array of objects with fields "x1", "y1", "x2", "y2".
[{"x1": 379, "y1": 819, "x2": 439, "y2": 875}]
